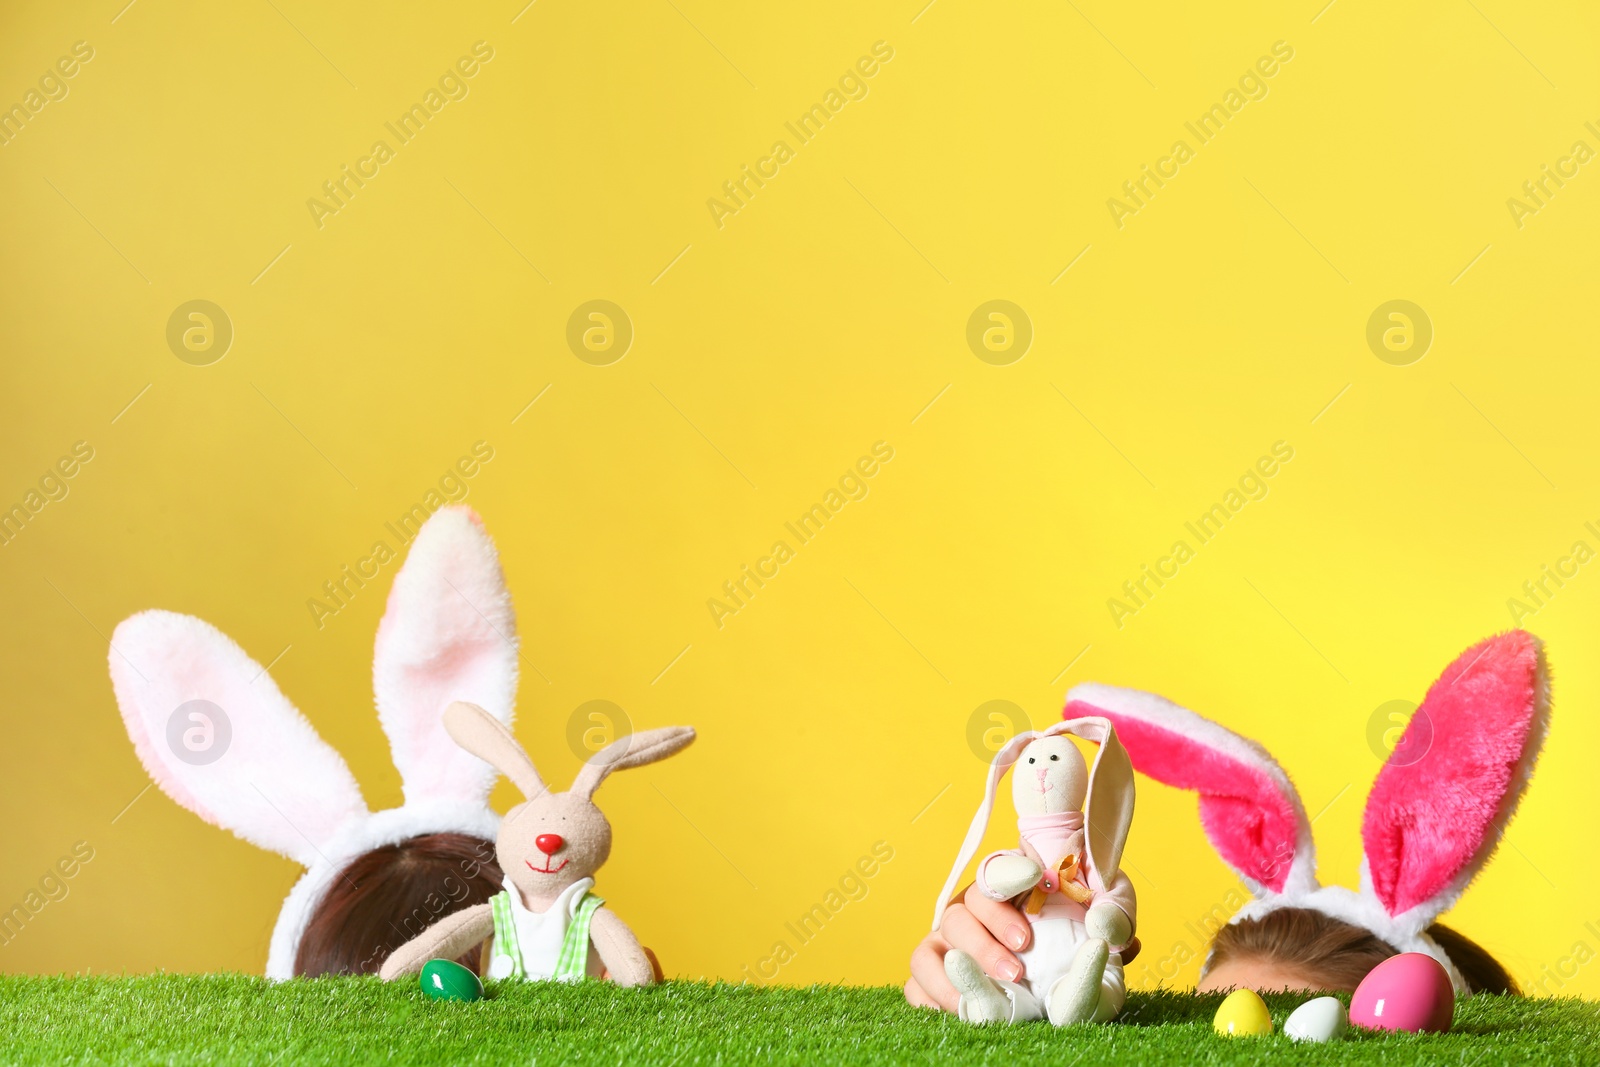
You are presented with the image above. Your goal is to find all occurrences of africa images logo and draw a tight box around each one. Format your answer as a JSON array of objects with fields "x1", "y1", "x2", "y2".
[{"x1": 166, "y1": 700, "x2": 231, "y2": 766}]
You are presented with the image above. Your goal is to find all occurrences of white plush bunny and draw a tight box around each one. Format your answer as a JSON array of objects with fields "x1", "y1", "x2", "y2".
[
  {"x1": 108, "y1": 506, "x2": 517, "y2": 979},
  {"x1": 933, "y1": 717, "x2": 1136, "y2": 1026}
]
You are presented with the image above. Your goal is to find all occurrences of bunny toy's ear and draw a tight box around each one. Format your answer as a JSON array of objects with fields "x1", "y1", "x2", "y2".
[
  {"x1": 570, "y1": 727, "x2": 696, "y2": 800},
  {"x1": 1047, "y1": 717, "x2": 1135, "y2": 893},
  {"x1": 1360, "y1": 630, "x2": 1550, "y2": 934},
  {"x1": 109, "y1": 610, "x2": 369, "y2": 867},
  {"x1": 931, "y1": 730, "x2": 1039, "y2": 930},
  {"x1": 442, "y1": 701, "x2": 546, "y2": 799},
  {"x1": 372, "y1": 507, "x2": 519, "y2": 810},
  {"x1": 1068, "y1": 682, "x2": 1317, "y2": 898}
]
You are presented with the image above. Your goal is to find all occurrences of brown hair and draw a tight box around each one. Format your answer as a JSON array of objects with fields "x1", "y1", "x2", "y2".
[
  {"x1": 1204, "y1": 907, "x2": 1518, "y2": 995},
  {"x1": 293, "y1": 832, "x2": 504, "y2": 977}
]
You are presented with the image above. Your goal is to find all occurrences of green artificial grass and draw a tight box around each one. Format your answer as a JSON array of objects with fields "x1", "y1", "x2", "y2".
[{"x1": 0, "y1": 976, "x2": 1596, "y2": 1066}]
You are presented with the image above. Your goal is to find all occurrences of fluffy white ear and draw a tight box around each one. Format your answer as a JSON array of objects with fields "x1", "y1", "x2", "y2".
[
  {"x1": 372, "y1": 507, "x2": 518, "y2": 808},
  {"x1": 1069, "y1": 682, "x2": 1318, "y2": 898},
  {"x1": 109, "y1": 610, "x2": 368, "y2": 866}
]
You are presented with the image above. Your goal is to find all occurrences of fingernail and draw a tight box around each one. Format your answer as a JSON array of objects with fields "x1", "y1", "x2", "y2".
[
  {"x1": 999, "y1": 959, "x2": 1022, "y2": 982},
  {"x1": 1005, "y1": 924, "x2": 1028, "y2": 950}
]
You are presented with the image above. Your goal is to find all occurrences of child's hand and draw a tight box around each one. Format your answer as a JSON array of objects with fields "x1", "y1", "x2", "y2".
[
  {"x1": 906, "y1": 883, "x2": 1031, "y2": 1013},
  {"x1": 906, "y1": 885, "x2": 1143, "y2": 1014}
]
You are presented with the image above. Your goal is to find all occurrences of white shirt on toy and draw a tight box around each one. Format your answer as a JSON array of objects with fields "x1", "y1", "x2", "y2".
[{"x1": 488, "y1": 876, "x2": 597, "y2": 980}]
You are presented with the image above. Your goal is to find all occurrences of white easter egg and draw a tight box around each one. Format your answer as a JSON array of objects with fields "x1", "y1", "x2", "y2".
[{"x1": 1284, "y1": 996, "x2": 1348, "y2": 1042}]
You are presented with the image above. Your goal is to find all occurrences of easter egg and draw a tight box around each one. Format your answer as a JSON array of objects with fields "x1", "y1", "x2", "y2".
[
  {"x1": 419, "y1": 958, "x2": 483, "y2": 1002},
  {"x1": 1349, "y1": 953, "x2": 1453, "y2": 1034},
  {"x1": 1284, "y1": 996, "x2": 1347, "y2": 1042},
  {"x1": 1212, "y1": 988, "x2": 1273, "y2": 1037}
]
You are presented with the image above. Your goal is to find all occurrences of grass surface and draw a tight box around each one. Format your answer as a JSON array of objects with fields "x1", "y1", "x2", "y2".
[{"x1": 0, "y1": 976, "x2": 1597, "y2": 1065}]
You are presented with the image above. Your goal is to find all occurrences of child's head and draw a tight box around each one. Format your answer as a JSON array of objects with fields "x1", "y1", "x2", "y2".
[
  {"x1": 108, "y1": 506, "x2": 527, "y2": 979},
  {"x1": 1197, "y1": 907, "x2": 1517, "y2": 995},
  {"x1": 294, "y1": 833, "x2": 503, "y2": 976},
  {"x1": 1067, "y1": 629, "x2": 1550, "y2": 998}
]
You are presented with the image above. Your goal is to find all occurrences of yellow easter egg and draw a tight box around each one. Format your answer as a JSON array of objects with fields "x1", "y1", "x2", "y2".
[{"x1": 1213, "y1": 989, "x2": 1274, "y2": 1037}]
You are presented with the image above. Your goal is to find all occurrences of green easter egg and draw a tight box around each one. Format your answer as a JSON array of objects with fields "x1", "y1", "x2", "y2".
[{"x1": 419, "y1": 958, "x2": 483, "y2": 1002}]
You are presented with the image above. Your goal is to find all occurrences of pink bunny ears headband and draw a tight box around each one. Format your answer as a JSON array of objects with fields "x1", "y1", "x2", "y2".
[
  {"x1": 931, "y1": 717, "x2": 1135, "y2": 930},
  {"x1": 108, "y1": 506, "x2": 517, "y2": 979},
  {"x1": 1064, "y1": 630, "x2": 1550, "y2": 996}
]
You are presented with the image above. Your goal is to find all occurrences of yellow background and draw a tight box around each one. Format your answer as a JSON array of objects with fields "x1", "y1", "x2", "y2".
[{"x1": 2, "y1": 0, "x2": 1597, "y2": 996}]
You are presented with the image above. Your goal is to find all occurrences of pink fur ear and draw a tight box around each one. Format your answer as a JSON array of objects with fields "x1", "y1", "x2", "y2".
[
  {"x1": 1068, "y1": 683, "x2": 1314, "y2": 896},
  {"x1": 372, "y1": 507, "x2": 519, "y2": 809},
  {"x1": 1361, "y1": 630, "x2": 1550, "y2": 923},
  {"x1": 109, "y1": 610, "x2": 368, "y2": 866}
]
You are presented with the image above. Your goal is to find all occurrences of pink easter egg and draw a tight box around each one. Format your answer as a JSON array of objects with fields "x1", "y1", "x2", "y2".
[{"x1": 1349, "y1": 953, "x2": 1454, "y2": 1034}]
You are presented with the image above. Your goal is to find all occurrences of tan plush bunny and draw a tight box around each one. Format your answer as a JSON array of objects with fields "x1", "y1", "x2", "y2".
[{"x1": 378, "y1": 701, "x2": 695, "y2": 986}]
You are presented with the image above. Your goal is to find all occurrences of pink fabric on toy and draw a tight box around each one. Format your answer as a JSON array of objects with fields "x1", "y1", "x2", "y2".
[
  {"x1": 1019, "y1": 811, "x2": 1084, "y2": 870},
  {"x1": 1362, "y1": 630, "x2": 1549, "y2": 918},
  {"x1": 1072, "y1": 698, "x2": 1299, "y2": 893}
]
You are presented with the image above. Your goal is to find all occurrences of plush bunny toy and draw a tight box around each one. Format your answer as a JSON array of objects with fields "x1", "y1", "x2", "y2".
[
  {"x1": 378, "y1": 701, "x2": 694, "y2": 985},
  {"x1": 933, "y1": 717, "x2": 1136, "y2": 1026}
]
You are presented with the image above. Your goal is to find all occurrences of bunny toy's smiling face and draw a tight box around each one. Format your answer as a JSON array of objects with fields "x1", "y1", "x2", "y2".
[
  {"x1": 499, "y1": 792, "x2": 613, "y2": 906},
  {"x1": 1012, "y1": 736, "x2": 1089, "y2": 817},
  {"x1": 438, "y1": 700, "x2": 696, "y2": 911}
]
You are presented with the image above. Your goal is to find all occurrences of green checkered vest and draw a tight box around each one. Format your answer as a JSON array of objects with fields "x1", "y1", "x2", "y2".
[{"x1": 488, "y1": 886, "x2": 603, "y2": 982}]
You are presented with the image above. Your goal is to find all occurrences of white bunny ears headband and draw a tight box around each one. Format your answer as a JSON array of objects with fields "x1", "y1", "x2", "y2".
[
  {"x1": 932, "y1": 717, "x2": 1135, "y2": 929},
  {"x1": 108, "y1": 506, "x2": 517, "y2": 979},
  {"x1": 1064, "y1": 630, "x2": 1550, "y2": 996}
]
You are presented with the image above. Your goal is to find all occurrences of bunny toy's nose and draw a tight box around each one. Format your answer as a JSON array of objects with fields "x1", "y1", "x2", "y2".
[{"x1": 535, "y1": 833, "x2": 564, "y2": 856}]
